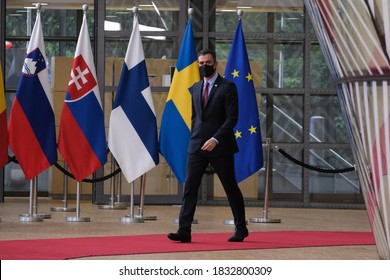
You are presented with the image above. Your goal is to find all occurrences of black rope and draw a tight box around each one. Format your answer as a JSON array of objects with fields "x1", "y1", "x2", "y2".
[
  {"x1": 8, "y1": 155, "x2": 16, "y2": 164},
  {"x1": 276, "y1": 147, "x2": 355, "y2": 173},
  {"x1": 5, "y1": 146, "x2": 356, "y2": 182},
  {"x1": 54, "y1": 162, "x2": 121, "y2": 183},
  {"x1": 8, "y1": 154, "x2": 122, "y2": 183}
]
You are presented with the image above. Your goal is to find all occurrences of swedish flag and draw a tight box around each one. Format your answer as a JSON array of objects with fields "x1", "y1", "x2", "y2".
[
  {"x1": 225, "y1": 19, "x2": 263, "y2": 183},
  {"x1": 159, "y1": 19, "x2": 200, "y2": 184}
]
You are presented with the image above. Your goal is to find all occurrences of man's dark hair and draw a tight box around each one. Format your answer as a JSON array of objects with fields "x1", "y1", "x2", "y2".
[{"x1": 197, "y1": 49, "x2": 217, "y2": 61}]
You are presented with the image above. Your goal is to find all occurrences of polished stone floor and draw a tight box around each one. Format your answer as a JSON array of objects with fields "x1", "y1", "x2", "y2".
[{"x1": 0, "y1": 197, "x2": 379, "y2": 260}]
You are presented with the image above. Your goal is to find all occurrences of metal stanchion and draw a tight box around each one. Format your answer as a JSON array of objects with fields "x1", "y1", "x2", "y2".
[
  {"x1": 121, "y1": 181, "x2": 143, "y2": 223},
  {"x1": 19, "y1": 177, "x2": 50, "y2": 222},
  {"x1": 99, "y1": 157, "x2": 127, "y2": 210},
  {"x1": 19, "y1": 179, "x2": 42, "y2": 222},
  {"x1": 100, "y1": 61, "x2": 127, "y2": 210},
  {"x1": 250, "y1": 138, "x2": 281, "y2": 223},
  {"x1": 51, "y1": 163, "x2": 76, "y2": 212},
  {"x1": 115, "y1": 169, "x2": 127, "y2": 207},
  {"x1": 66, "y1": 182, "x2": 90, "y2": 222},
  {"x1": 135, "y1": 174, "x2": 157, "y2": 221}
]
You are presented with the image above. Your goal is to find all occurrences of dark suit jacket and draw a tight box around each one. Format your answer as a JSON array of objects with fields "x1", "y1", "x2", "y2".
[{"x1": 188, "y1": 74, "x2": 239, "y2": 156}]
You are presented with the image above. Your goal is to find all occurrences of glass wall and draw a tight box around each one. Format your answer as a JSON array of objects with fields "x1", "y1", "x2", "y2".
[{"x1": 1, "y1": 0, "x2": 363, "y2": 208}]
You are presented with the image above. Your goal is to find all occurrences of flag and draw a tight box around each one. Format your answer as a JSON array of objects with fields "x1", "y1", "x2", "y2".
[
  {"x1": 7, "y1": 10, "x2": 57, "y2": 179},
  {"x1": 224, "y1": 19, "x2": 263, "y2": 183},
  {"x1": 58, "y1": 11, "x2": 107, "y2": 182},
  {"x1": 159, "y1": 19, "x2": 200, "y2": 184},
  {"x1": 108, "y1": 14, "x2": 159, "y2": 183},
  {"x1": 0, "y1": 63, "x2": 8, "y2": 168}
]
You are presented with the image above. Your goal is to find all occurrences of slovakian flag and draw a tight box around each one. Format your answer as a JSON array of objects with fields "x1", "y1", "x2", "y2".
[
  {"x1": 0, "y1": 63, "x2": 8, "y2": 168},
  {"x1": 108, "y1": 14, "x2": 159, "y2": 183},
  {"x1": 8, "y1": 10, "x2": 57, "y2": 179},
  {"x1": 58, "y1": 11, "x2": 107, "y2": 182},
  {"x1": 224, "y1": 19, "x2": 263, "y2": 183},
  {"x1": 159, "y1": 19, "x2": 200, "y2": 184}
]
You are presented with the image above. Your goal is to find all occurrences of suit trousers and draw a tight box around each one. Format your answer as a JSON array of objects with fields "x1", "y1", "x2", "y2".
[{"x1": 178, "y1": 150, "x2": 246, "y2": 233}]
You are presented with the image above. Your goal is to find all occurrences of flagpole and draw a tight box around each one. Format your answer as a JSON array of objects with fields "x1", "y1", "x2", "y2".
[
  {"x1": 171, "y1": 7, "x2": 199, "y2": 225},
  {"x1": 222, "y1": 9, "x2": 249, "y2": 226},
  {"x1": 111, "y1": 58, "x2": 126, "y2": 208},
  {"x1": 119, "y1": 6, "x2": 145, "y2": 224},
  {"x1": 98, "y1": 154, "x2": 126, "y2": 210},
  {"x1": 112, "y1": 158, "x2": 127, "y2": 208},
  {"x1": 250, "y1": 138, "x2": 281, "y2": 223},
  {"x1": 136, "y1": 173, "x2": 157, "y2": 220},
  {"x1": 19, "y1": 176, "x2": 51, "y2": 221},
  {"x1": 98, "y1": 60, "x2": 126, "y2": 210},
  {"x1": 115, "y1": 165, "x2": 126, "y2": 206},
  {"x1": 66, "y1": 181, "x2": 90, "y2": 222},
  {"x1": 32, "y1": 176, "x2": 51, "y2": 219},
  {"x1": 19, "y1": 179, "x2": 43, "y2": 222},
  {"x1": 121, "y1": 180, "x2": 144, "y2": 223},
  {"x1": 51, "y1": 162, "x2": 76, "y2": 212},
  {"x1": 15, "y1": 3, "x2": 52, "y2": 222},
  {"x1": 137, "y1": 174, "x2": 146, "y2": 217}
]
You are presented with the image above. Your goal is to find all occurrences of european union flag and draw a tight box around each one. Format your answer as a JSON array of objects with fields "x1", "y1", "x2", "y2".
[{"x1": 224, "y1": 19, "x2": 263, "y2": 183}]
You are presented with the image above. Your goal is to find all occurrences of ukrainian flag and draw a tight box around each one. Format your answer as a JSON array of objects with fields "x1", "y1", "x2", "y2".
[{"x1": 159, "y1": 19, "x2": 200, "y2": 184}]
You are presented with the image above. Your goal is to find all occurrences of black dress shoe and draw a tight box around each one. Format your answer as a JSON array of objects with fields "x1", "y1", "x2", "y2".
[
  {"x1": 228, "y1": 228, "x2": 249, "y2": 242},
  {"x1": 167, "y1": 232, "x2": 192, "y2": 243}
]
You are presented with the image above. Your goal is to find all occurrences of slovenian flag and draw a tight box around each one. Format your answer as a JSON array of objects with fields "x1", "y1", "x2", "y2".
[
  {"x1": 108, "y1": 13, "x2": 159, "y2": 183},
  {"x1": 58, "y1": 11, "x2": 107, "y2": 182},
  {"x1": 7, "y1": 9, "x2": 57, "y2": 179}
]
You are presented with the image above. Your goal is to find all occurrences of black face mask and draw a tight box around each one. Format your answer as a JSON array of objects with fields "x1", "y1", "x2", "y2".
[{"x1": 199, "y1": 64, "x2": 215, "y2": 78}]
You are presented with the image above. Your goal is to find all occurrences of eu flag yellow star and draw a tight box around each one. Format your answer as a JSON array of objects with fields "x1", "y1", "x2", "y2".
[
  {"x1": 231, "y1": 69, "x2": 239, "y2": 78},
  {"x1": 246, "y1": 72, "x2": 253, "y2": 82},
  {"x1": 235, "y1": 130, "x2": 242, "y2": 139},
  {"x1": 248, "y1": 125, "x2": 257, "y2": 134}
]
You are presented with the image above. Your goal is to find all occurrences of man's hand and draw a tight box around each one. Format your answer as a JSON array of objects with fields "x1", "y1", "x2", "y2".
[{"x1": 201, "y1": 138, "x2": 218, "y2": 151}]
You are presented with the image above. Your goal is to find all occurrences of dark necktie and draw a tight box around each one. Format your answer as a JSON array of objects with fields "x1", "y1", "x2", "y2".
[{"x1": 203, "y1": 82, "x2": 209, "y2": 108}]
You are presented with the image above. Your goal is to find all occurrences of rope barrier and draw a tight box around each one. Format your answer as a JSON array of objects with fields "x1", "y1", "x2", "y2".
[
  {"x1": 275, "y1": 147, "x2": 355, "y2": 173},
  {"x1": 8, "y1": 154, "x2": 121, "y2": 183},
  {"x1": 5, "y1": 144, "x2": 355, "y2": 184},
  {"x1": 53, "y1": 162, "x2": 121, "y2": 183}
]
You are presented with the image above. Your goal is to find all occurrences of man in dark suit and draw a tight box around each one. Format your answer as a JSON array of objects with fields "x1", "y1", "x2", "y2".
[{"x1": 168, "y1": 49, "x2": 248, "y2": 243}]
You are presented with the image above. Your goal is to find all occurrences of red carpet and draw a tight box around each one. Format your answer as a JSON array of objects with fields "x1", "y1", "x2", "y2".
[{"x1": 0, "y1": 231, "x2": 374, "y2": 260}]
